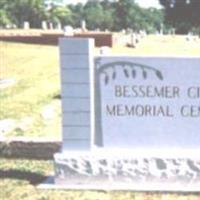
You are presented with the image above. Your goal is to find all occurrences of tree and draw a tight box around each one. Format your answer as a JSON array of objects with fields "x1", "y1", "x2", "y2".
[
  {"x1": 0, "y1": 10, "x2": 11, "y2": 27},
  {"x1": 0, "y1": 0, "x2": 14, "y2": 27},
  {"x1": 47, "y1": 5, "x2": 72, "y2": 27},
  {"x1": 0, "y1": 0, "x2": 164, "y2": 33},
  {"x1": 113, "y1": 0, "x2": 163, "y2": 33},
  {"x1": 84, "y1": 0, "x2": 104, "y2": 30},
  {"x1": 6, "y1": 0, "x2": 46, "y2": 28},
  {"x1": 159, "y1": 0, "x2": 200, "y2": 34},
  {"x1": 114, "y1": 0, "x2": 135, "y2": 30},
  {"x1": 100, "y1": 0, "x2": 115, "y2": 30},
  {"x1": 143, "y1": 8, "x2": 164, "y2": 33},
  {"x1": 68, "y1": 3, "x2": 85, "y2": 27}
]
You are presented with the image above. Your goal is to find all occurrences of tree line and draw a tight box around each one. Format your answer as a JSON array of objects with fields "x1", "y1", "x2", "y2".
[
  {"x1": 160, "y1": 0, "x2": 200, "y2": 34},
  {"x1": 0, "y1": 0, "x2": 163, "y2": 33},
  {"x1": 0, "y1": 0, "x2": 199, "y2": 34}
]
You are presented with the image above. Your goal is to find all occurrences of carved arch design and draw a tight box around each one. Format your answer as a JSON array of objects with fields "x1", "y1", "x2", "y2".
[{"x1": 94, "y1": 58, "x2": 163, "y2": 147}]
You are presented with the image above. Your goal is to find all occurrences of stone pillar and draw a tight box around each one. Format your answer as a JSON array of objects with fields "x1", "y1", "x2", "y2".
[{"x1": 59, "y1": 38, "x2": 94, "y2": 151}]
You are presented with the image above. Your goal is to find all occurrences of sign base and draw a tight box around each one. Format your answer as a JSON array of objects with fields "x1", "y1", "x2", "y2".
[{"x1": 54, "y1": 151, "x2": 200, "y2": 192}]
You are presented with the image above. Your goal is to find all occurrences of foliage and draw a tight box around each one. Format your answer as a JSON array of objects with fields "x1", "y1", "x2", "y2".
[
  {"x1": 0, "y1": 0, "x2": 12, "y2": 26},
  {"x1": 84, "y1": 0, "x2": 105, "y2": 30},
  {"x1": 1, "y1": 0, "x2": 199, "y2": 34},
  {"x1": 47, "y1": 5, "x2": 73, "y2": 26},
  {"x1": 0, "y1": 10, "x2": 11, "y2": 27},
  {"x1": 68, "y1": 3, "x2": 85, "y2": 27},
  {"x1": 0, "y1": 0, "x2": 163, "y2": 32},
  {"x1": 8, "y1": 0, "x2": 46, "y2": 28},
  {"x1": 159, "y1": 0, "x2": 200, "y2": 34}
]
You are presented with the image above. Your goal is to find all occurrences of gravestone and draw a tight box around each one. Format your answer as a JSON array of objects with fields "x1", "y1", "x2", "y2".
[
  {"x1": 57, "y1": 23, "x2": 62, "y2": 30},
  {"x1": 81, "y1": 20, "x2": 86, "y2": 32},
  {"x1": 64, "y1": 26, "x2": 74, "y2": 36},
  {"x1": 49, "y1": 22, "x2": 53, "y2": 30},
  {"x1": 42, "y1": 21, "x2": 47, "y2": 30},
  {"x1": 54, "y1": 38, "x2": 200, "y2": 191},
  {"x1": 23, "y1": 21, "x2": 30, "y2": 30}
]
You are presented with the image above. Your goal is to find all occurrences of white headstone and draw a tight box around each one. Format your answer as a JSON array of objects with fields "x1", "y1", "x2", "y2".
[
  {"x1": 49, "y1": 22, "x2": 53, "y2": 30},
  {"x1": 64, "y1": 26, "x2": 74, "y2": 36},
  {"x1": 81, "y1": 20, "x2": 86, "y2": 31},
  {"x1": 42, "y1": 21, "x2": 47, "y2": 30},
  {"x1": 23, "y1": 21, "x2": 30, "y2": 29},
  {"x1": 57, "y1": 22, "x2": 62, "y2": 30}
]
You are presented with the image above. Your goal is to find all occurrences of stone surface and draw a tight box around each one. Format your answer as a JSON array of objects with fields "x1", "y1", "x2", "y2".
[
  {"x1": 59, "y1": 38, "x2": 94, "y2": 150},
  {"x1": 54, "y1": 151, "x2": 200, "y2": 191},
  {"x1": 94, "y1": 57, "x2": 200, "y2": 148},
  {"x1": 0, "y1": 137, "x2": 61, "y2": 159},
  {"x1": 59, "y1": 38, "x2": 93, "y2": 55}
]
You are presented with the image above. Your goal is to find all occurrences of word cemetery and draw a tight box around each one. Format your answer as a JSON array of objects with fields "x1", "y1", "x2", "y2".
[{"x1": 53, "y1": 38, "x2": 200, "y2": 191}]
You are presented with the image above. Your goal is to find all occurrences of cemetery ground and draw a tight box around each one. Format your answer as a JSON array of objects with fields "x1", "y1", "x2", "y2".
[{"x1": 0, "y1": 35, "x2": 200, "y2": 199}]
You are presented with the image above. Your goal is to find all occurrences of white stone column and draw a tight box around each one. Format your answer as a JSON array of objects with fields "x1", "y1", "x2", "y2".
[{"x1": 59, "y1": 38, "x2": 94, "y2": 151}]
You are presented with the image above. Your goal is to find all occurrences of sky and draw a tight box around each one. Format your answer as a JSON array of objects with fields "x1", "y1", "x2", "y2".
[
  {"x1": 135, "y1": 0, "x2": 162, "y2": 8},
  {"x1": 64, "y1": 0, "x2": 162, "y2": 9}
]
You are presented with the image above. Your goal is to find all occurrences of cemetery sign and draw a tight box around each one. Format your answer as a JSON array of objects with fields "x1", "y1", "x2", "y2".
[
  {"x1": 94, "y1": 57, "x2": 200, "y2": 149},
  {"x1": 54, "y1": 38, "x2": 200, "y2": 191}
]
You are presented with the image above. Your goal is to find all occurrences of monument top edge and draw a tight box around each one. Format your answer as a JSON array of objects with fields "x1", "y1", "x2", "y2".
[
  {"x1": 95, "y1": 55, "x2": 200, "y2": 59},
  {"x1": 56, "y1": 148, "x2": 200, "y2": 159}
]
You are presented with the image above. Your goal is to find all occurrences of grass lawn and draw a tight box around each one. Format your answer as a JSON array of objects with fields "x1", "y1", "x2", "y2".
[
  {"x1": 112, "y1": 35, "x2": 200, "y2": 56},
  {"x1": 0, "y1": 41, "x2": 61, "y2": 138},
  {"x1": 0, "y1": 159, "x2": 200, "y2": 200}
]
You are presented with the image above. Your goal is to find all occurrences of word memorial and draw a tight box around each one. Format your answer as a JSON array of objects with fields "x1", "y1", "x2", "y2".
[{"x1": 53, "y1": 38, "x2": 200, "y2": 191}]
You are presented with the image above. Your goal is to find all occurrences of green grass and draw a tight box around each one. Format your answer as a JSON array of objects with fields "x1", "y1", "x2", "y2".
[
  {"x1": 0, "y1": 159, "x2": 199, "y2": 200},
  {"x1": 0, "y1": 42, "x2": 61, "y2": 138},
  {"x1": 112, "y1": 35, "x2": 200, "y2": 56}
]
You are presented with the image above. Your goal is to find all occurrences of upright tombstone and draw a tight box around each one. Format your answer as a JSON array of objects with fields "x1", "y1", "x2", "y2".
[
  {"x1": 49, "y1": 22, "x2": 53, "y2": 30},
  {"x1": 64, "y1": 26, "x2": 74, "y2": 36},
  {"x1": 81, "y1": 20, "x2": 87, "y2": 32},
  {"x1": 160, "y1": 23, "x2": 164, "y2": 35},
  {"x1": 42, "y1": 21, "x2": 47, "y2": 30},
  {"x1": 54, "y1": 38, "x2": 200, "y2": 191},
  {"x1": 23, "y1": 21, "x2": 30, "y2": 30},
  {"x1": 57, "y1": 23, "x2": 62, "y2": 30}
]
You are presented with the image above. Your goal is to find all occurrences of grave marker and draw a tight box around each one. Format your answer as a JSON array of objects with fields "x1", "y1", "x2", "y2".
[
  {"x1": 42, "y1": 21, "x2": 47, "y2": 30},
  {"x1": 23, "y1": 21, "x2": 30, "y2": 29},
  {"x1": 81, "y1": 20, "x2": 86, "y2": 32}
]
